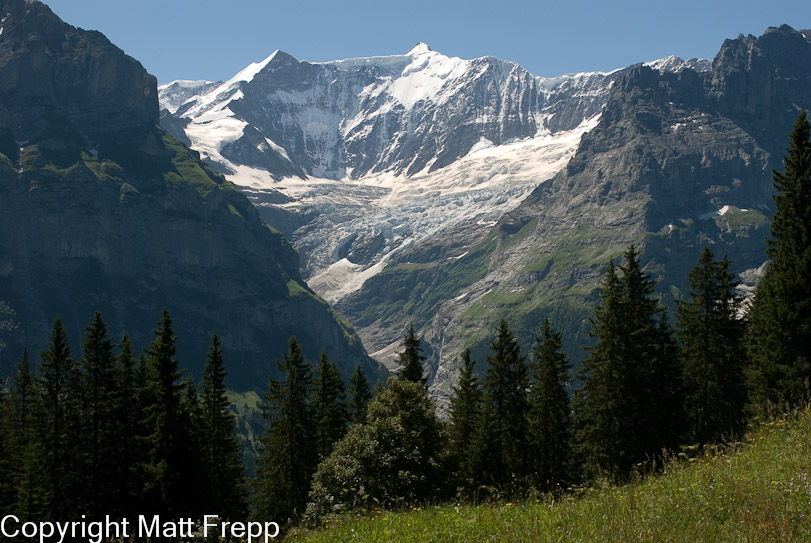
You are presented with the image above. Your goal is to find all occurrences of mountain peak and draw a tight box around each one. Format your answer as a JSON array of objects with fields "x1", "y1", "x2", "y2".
[{"x1": 408, "y1": 42, "x2": 432, "y2": 55}]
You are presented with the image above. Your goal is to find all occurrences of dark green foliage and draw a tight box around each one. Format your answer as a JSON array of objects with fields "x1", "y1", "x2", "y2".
[
  {"x1": 747, "y1": 111, "x2": 811, "y2": 411},
  {"x1": 0, "y1": 367, "x2": 9, "y2": 512},
  {"x1": 447, "y1": 348, "x2": 482, "y2": 486},
  {"x1": 200, "y1": 330, "x2": 247, "y2": 519},
  {"x1": 306, "y1": 379, "x2": 444, "y2": 523},
  {"x1": 32, "y1": 317, "x2": 78, "y2": 519},
  {"x1": 397, "y1": 322, "x2": 426, "y2": 385},
  {"x1": 0, "y1": 349, "x2": 33, "y2": 511},
  {"x1": 113, "y1": 333, "x2": 142, "y2": 518},
  {"x1": 348, "y1": 364, "x2": 372, "y2": 425},
  {"x1": 256, "y1": 336, "x2": 317, "y2": 522},
  {"x1": 574, "y1": 247, "x2": 682, "y2": 482},
  {"x1": 677, "y1": 248, "x2": 747, "y2": 442},
  {"x1": 76, "y1": 312, "x2": 118, "y2": 517},
  {"x1": 467, "y1": 391, "x2": 502, "y2": 487},
  {"x1": 313, "y1": 350, "x2": 349, "y2": 459},
  {"x1": 140, "y1": 309, "x2": 197, "y2": 518},
  {"x1": 483, "y1": 319, "x2": 529, "y2": 481},
  {"x1": 528, "y1": 319, "x2": 572, "y2": 492}
]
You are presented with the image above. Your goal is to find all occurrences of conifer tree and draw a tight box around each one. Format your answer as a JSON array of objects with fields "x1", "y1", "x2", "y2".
[
  {"x1": 484, "y1": 319, "x2": 529, "y2": 481},
  {"x1": 573, "y1": 261, "x2": 625, "y2": 480},
  {"x1": 255, "y1": 336, "x2": 316, "y2": 522},
  {"x1": 113, "y1": 333, "x2": 142, "y2": 518},
  {"x1": 140, "y1": 309, "x2": 195, "y2": 518},
  {"x1": 200, "y1": 330, "x2": 247, "y2": 519},
  {"x1": 747, "y1": 111, "x2": 811, "y2": 410},
  {"x1": 0, "y1": 368, "x2": 11, "y2": 512},
  {"x1": 528, "y1": 318, "x2": 571, "y2": 492},
  {"x1": 678, "y1": 248, "x2": 747, "y2": 442},
  {"x1": 447, "y1": 348, "x2": 482, "y2": 485},
  {"x1": 574, "y1": 248, "x2": 681, "y2": 481},
  {"x1": 76, "y1": 312, "x2": 118, "y2": 518},
  {"x1": 33, "y1": 317, "x2": 78, "y2": 520},
  {"x1": 348, "y1": 364, "x2": 372, "y2": 425},
  {"x1": 2, "y1": 348, "x2": 34, "y2": 506},
  {"x1": 468, "y1": 391, "x2": 501, "y2": 487},
  {"x1": 312, "y1": 350, "x2": 348, "y2": 459},
  {"x1": 619, "y1": 246, "x2": 682, "y2": 453},
  {"x1": 397, "y1": 322, "x2": 426, "y2": 385}
]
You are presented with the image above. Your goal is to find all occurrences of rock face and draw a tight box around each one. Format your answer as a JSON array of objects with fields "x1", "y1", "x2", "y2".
[
  {"x1": 161, "y1": 44, "x2": 624, "y2": 181},
  {"x1": 162, "y1": 45, "x2": 705, "y2": 304},
  {"x1": 0, "y1": 0, "x2": 380, "y2": 385},
  {"x1": 337, "y1": 25, "x2": 811, "y2": 408}
]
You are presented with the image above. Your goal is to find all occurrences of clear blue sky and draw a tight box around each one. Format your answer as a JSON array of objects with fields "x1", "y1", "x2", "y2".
[{"x1": 43, "y1": 0, "x2": 810, "y2": 84}]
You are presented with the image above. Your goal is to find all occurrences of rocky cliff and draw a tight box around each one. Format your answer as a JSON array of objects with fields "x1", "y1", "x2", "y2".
[
  {"x1": 336, "y1": 26, "x2": 811, "y2": 405},
  {"x1": 0, "y1": 0, "x2": 380, "y2": 385}
]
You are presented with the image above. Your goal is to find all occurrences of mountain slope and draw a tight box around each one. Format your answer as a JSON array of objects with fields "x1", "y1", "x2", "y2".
[
  {"x1": 0, "y1": 0, "x2": 380, "y2": 385},
  {"x1": 341, "y1": 25, "x2": 809, "y2": 404},
  {"x1": 300, "y1": 409, "x2": 811, "y2": 542}
]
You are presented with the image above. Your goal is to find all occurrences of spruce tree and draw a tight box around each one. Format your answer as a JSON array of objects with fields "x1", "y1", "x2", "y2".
[
  {"x1": 113, "y1": 333, "x2": 142, "y2": 518},
  {"x1": 348, "y1": 364, "x2": 372, "y2": 425},
  {"x1": 140, "y1": 309, "x2": 195, "y2": 518},
  {"x1": 528, "y1": 318, "x2": 571, "y2": 492},
  {"x1": 33, "y1": 317, "x2": 78, "y2": 520},
  {"x1": 76, "y1": 312, "x2": 118, "y2": 518},
  {"x1": 397, "y1": 322, "x2": 426, "y2": 384},
  {"x1": 484, "y1": 319, "x2": 529, "y2": 482},
  {"x1": 573, "y1": 261, "x2": 625, "y2": 480},
  {"x1": 0, "y1": 368, "x2": 10, "y2": 512},
  {"x1": 200, "y1": 330, "x2": 247, "y2": 519},
  {"x1": 312, "y1": 350, "x2": 348, "y2": 459},
  {"x1": 619, "y1": 246, "x2": 682, "y2": 454},
  {"x1": 447, "y1": 348, "x2": 482, "y2": 486},
  {"x1": 468, "y1": 391, "x2": 501, "y2": 488},
  {"x1": 574, "y1": 248, "x2": 681, "y2": 482},
  {"x1": 1, "y1": 348, "x2": 33, "y2": 508},
  {"x1": 747, "y1": 111, "x2": 811, "y2": 410},
  {"x1": 255, "y1": 336, "x2": 316, "y2": 522},
  {"x1": 678, "y1": 248, "x2": 747, "y2": 442}
]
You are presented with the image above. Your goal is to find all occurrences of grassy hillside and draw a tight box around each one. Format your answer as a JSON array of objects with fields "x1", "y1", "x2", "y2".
[{"x1": 294, "y1": 409, "x2": 811, "y2": 542}]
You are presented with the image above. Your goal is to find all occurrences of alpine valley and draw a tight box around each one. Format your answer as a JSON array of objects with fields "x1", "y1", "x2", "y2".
[
  {"x1": 160, "y1": 25, "x2": 811, "y2": 406},
  {"x1": 1, "y1": 0, "x2": 810, "y2": 407}
]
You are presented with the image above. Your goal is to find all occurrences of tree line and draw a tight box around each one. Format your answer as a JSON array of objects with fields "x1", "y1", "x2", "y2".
[{"x1": 0, "y1": 111, "x2": 809, "y2": 536}]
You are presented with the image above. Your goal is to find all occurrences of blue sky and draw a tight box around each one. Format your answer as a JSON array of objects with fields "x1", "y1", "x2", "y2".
[{"x1": 44, "y1": 0, "x2": 810, "y2": 84}]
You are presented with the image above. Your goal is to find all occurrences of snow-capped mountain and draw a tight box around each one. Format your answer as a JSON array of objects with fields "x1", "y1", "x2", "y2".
[{"x1": 160, "y1": 45, "x2": 705, "y2": 307}]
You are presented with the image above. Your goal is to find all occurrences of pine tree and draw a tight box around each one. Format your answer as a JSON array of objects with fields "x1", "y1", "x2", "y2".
[
  {"x1": 447, "y1": 348, "x2": 482, "y2": 486},
  {"x1": 573, "y1": 261, "x2": 625, "y2": 480},
  {"x1": 397, "y1": 323, "x2": 426, "y2": 384},
  {"x1": 484, "y1": 319, "x2": 529, "y2": 482},
  {"x1": 747, "y1": 111, "x2": 811, "y2": 410},
  {"x1": 618, "y1": 246, "x2": 682, "y2": 454},
  {"x1": 76, "y1": 312, "x2": 118, "y2": 518},
  {"x1": 33, "y1": 317, "x2": 78, "y2": 520},
  {"x1": 140, "y1": 309, "x2": 195, "y2": 518},
  {"x1": 312, "y1": 350, "x2": 348, "y2": 459},
  {"x1": 200, "y1": 330, "x2": 247, "y2": 520},
  {"x1": 348, "y1": 364, "x2": 372, "y2": 425},
  {"x1": 113, "y1": 333, "x2": 142, "y2": 518},
  {"x1": 574, "y1": 248, "x2": 681, "y2": 482},
  {"x1": 468, "y1": 391, "x2": 501, "y2": 488},
  {"x1": 1, "y1": 348, "x2": 33, "y2": 509},
  {"x1": 0, "y1": 367, "x2": 11, "y2": 511},
  {"x1": 528, "y1": 318, "x2": 572, "y2": 492},
  {"x1": 678, "y1": 248, "x2": 747, "y2": 442},
  {"x1": 255, "y1": 336, "x2": 316, "y2": 522}
]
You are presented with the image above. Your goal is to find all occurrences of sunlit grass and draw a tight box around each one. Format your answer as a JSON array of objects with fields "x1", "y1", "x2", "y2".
[{"x1": 296, "y1": 409, "x2": 811, "y2": 542}]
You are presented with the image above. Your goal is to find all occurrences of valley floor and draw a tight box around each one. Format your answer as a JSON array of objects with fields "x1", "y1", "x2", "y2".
[{"x1": 294, "y1": 408, "x2": 811, "y2": 542}]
